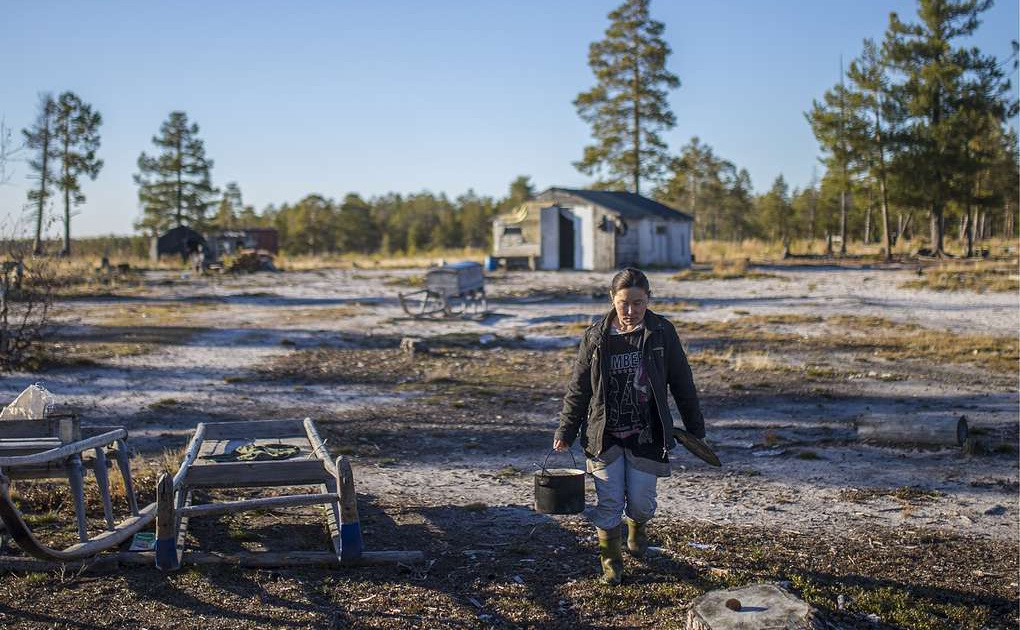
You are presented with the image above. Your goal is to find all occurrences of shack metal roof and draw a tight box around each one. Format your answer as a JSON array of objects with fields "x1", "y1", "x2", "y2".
[{"x1": 537, "y1": 187, "x2": 693, "y2": 222}]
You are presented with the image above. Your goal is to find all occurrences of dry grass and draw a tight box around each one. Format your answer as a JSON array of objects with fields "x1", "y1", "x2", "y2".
[
  {"x1": 276, "y1": 248, "x2": 487, "y2": 271},
  {"x1": 825, "y1": 315, "x2": 1018, "y2": 374},
  {"x1": 733, "y1": 352, "x2": 784, "y2": 372},
  {"x1": 901, "y1": 261, "x2": 1020, "y2": 293},
  {"x1": 98, "y1": 301, "x2": 221, "y2": 327},
  {"x1": 739, "y1": 314, "x2": 824, "y2": 326},
  {"x1": 672, "y1": 259, "x2": 781, "y2": 281},
  {"x1": 382, "y1": 274, "x2": 425, "y2": 287},
  {"x1": 693, "y1": 237, "x2": 1019, "y2": 263},
  {"x1": 675, "y1": 313, "x2": 1017, "y2": 376},
  {"x1": 274, "y1": 305, "x2": 362, "y2": 325}
]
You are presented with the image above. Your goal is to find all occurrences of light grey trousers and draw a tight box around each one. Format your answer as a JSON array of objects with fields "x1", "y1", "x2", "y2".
[{"x1": 589, "y1": 453, "x2": 659, "y2": 530}]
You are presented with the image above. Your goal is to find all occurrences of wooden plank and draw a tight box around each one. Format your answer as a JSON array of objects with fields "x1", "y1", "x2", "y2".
[
  {"x1": 0, "y1": 438, "x2": 62, "y2": 450},
  {"x1": 92, "y1": 447, "x2": 115, "y2": 530},
  {"x1": 113, "y1": 439, "x2": 138, "y2": 516},
  {"x1": 336, "y1": 456, "x2": 363, "y2": 564},
  {"x1": 62, "y1": 504, "x2": 157, "y2": 556},
  {"x1": 155, "y1": 473, "x2": 177, "y2": 570},
  {"x1": 303, "y1": 417, "x2": 337, "y2": 476},
  {"x1": 0, "y1": 418, "x2": 76, "y2": 440},
  {"x1": 0, "y1": 444, "x2": 64, "y2": 458},
  {"x1": 321, "y1": 478, "x2": 342, "y2": 558},
  {"x1": 186, "y1": 459, "x2": 331, "y2": 488},
  {"x1": 175, "y1": 490, "x2": 192, "y2": 568},
  {"x1": 201, "y1": 419, "x2": 308, "y2": 441},
  {"x1": 0, "y1": 553, "x2": 152, "y2": 571},
  {"x1": 196, "y1": 436, "x2": 312, "y2": 460},
  {"x1": 0, "y1": 429, "x2": 126, "y2": 467},
  {"x1": 179, "y1": 493, "x2": 339, "y2": 519},
  {"x1": 172, "y1": 423, "x2": 206, "y2": 489},
  {"x1": 66, "y1": 455, "x2": 88, "y2": 543}
]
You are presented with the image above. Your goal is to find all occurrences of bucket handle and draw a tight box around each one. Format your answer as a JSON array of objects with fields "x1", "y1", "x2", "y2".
[{"x1": 540, "y1": 448, "x2": 578, "y2": 475}]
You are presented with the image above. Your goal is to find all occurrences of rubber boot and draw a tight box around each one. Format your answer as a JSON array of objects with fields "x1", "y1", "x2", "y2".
[
  {"x1": 624, "y1": 517, "x2": 649, "y2": 558},
  {"x1": 596, "y1": 525, "x2": 624, "y2": 586}
]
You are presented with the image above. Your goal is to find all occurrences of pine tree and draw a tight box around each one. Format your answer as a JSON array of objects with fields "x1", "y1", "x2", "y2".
[
  {"x1": 134, "y1": 111, "x2": 216, "y2": 233},
  {"x1": 22, "y1": 94, "x2": 58, "y2": 255},
  {"x1": 52, "y1": 92, "x2": 103, "y2": 256},
  {"x1": 757, "y1": 175, "x2": 793, "y2": 246},
  {"x1": 658, "y1": 137, "x2": 731, "y2": 240},
  {"x1": 0, "y1": 118, "x2": 23, "y2": 188},
  {"x1": 882, "y1": 0, "x2": 1009, "y2": 255},
  {"x1": 214, "y1": 182, "x2": 243, "y2": 230},
  {"x1": 722, "y1": 168, "x2": 755, "y2": 241},
  {"x1": 806, "y1": 62, "x2": 856, "y2": 255},
  {"x1": 845, "y1": 40, "x2": 897, "y2": 260},
  {"x1": 574, "y1": 0, "x2": 679, "y2": 194},
  {"x1": 503, "y1": 175, "x2": 535, "y2": 211},
  {"x1": 337, "y1": 193, "x2": 379, "y2": 253}
]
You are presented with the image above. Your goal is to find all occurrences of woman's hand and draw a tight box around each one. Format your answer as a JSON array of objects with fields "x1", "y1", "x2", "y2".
[{"x1": 553, "y1": 439, "x2": 569, "y2": 452}]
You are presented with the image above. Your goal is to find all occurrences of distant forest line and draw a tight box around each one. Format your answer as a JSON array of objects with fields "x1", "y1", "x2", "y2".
[{"x1": 6, "y1": 0, "x2": 1018, "y2": 260}]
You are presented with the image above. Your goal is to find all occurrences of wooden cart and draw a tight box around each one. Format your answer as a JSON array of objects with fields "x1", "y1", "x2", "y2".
[
  {"x1": 156, "y1": 418, "x2": 423, "y2": 569},
  {"x1": 399, "y1": 261, "x2": 487, "y2": 318}
]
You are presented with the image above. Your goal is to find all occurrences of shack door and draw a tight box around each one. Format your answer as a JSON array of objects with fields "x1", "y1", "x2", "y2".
[
  {"x1": 654, "y1": 224, "x2": 669, "y2": 264},
  {"x1": 558, "y1": 211, "x2": 575, "y2": 269}
]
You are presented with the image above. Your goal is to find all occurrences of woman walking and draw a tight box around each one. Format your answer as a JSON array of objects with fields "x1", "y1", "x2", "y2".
[{"x1": 553, "y1": 267, "x2": 706, "y2": 585}]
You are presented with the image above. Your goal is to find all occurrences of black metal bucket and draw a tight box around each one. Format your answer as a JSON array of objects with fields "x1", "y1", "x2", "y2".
[{"x1": 534, "y1": 450, "x2": 586, "y2": 515}]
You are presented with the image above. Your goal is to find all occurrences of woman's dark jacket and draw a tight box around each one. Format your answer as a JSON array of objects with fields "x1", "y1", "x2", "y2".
[{"x1": 555, "y1": 309, "x2": 705, "y2": 459}]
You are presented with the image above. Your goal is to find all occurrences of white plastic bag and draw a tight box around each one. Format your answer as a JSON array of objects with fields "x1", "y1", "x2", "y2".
[{"x1": 0, "y1": 384, "x2": 54, "y2": 420}]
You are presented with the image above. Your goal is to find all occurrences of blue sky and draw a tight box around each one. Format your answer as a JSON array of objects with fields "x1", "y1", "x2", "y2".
[{"x1": 2, "y1": 0, "x2": 1017, "y2": 237}]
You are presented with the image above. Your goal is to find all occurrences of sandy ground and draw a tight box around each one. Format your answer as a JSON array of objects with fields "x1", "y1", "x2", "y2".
[{"x1": 4, "y1": 263, "x2": 1016, "y2": 546}]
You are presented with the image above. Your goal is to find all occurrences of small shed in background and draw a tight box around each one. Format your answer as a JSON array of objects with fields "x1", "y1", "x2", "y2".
[
  {"x1": 150, "y1": 226, "x2": 207, "y2": 261},
  {"x1": 491, "y1": 187, "x2": 693, "y2": 271}
]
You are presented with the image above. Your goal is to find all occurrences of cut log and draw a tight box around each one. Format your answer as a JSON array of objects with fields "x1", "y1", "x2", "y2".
[
  {"x1": 855, "y1": 414, "x2": 968, "y2": 448},
  {"x1": 686, "y1": 583, "x2": 827, "y2": 630}
]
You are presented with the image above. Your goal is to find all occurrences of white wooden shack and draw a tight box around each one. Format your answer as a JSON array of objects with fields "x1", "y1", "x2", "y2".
[{"x1": 491, "y1": 187, "x2": 693, "y2": 270}]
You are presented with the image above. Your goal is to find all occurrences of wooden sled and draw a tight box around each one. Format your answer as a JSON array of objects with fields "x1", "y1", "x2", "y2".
[
  {"x1": 0, "y1": 417, "x2": 154, "y2": 563},
  {"x1": 398, "y1": 262, "x2": 488, "y2": 319},
  {"x1": 156, "y1": 418, "x2": 423, "y2": 570}
]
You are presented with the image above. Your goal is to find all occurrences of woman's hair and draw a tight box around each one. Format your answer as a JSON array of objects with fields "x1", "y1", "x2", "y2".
[{"x1": 610, "y1": 267, "x2": 651, "y2": 297}]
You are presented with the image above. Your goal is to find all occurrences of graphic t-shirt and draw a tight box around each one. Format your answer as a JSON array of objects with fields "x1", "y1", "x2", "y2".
[{"x1": 605, "y1": 326, "x2": 655, "y2": 450}]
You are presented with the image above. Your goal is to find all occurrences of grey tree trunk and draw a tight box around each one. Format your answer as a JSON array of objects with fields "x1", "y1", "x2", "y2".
[
  {"x1": 61, "y1": 127, "x2": 71, "y2": 257},
  {"x1": 32, "y1": 126, "x2": 52, "y2": 256}
]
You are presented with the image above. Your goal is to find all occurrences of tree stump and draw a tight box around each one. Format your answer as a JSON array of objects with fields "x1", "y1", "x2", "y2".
[
  {"x1": 686, "y1": 583, "x2": 827, "y2": 630},
  {"x1": 855, "y1": 413, "x2": 967, "y2": 448}
]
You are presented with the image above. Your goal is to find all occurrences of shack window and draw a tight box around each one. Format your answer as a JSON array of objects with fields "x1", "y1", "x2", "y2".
[
  {"x1": 502, "y1": 226, "x2": 522, "y2": 237},
  {"x1": 655, "y1": 225, "x2": 668, "y2": 235}
]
